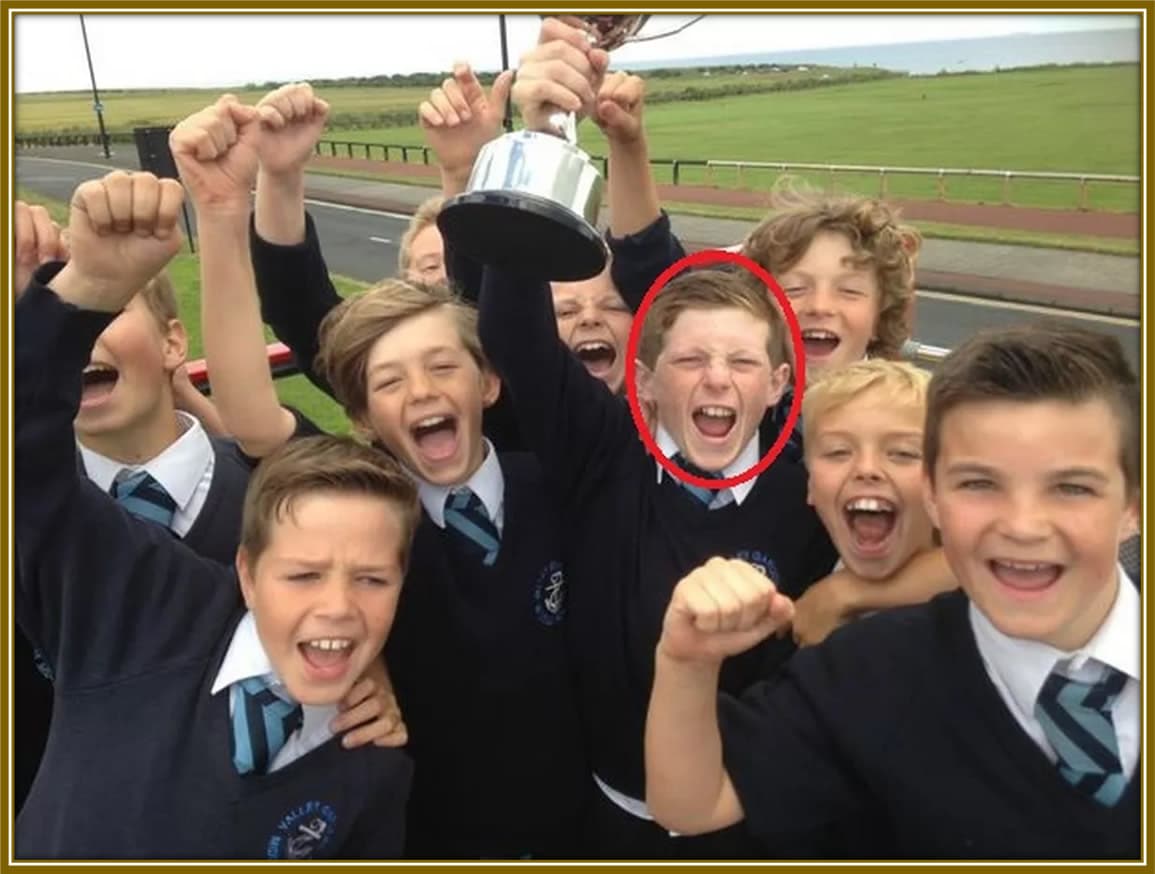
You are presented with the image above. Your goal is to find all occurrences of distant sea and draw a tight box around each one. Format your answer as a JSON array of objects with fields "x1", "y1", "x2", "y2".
[{"x1": 634, "y1": 27, "x2": 1139, "y2": 75}]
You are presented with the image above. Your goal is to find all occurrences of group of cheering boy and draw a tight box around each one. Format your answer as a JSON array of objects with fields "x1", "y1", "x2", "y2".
[{"x1": 12, "y1": 16, "x2": 1141, "y2": 861}]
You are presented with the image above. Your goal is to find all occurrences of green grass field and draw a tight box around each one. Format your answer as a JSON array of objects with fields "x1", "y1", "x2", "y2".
[{"x1": 16, "y1": 187, "x2": 364, "y2": 435}]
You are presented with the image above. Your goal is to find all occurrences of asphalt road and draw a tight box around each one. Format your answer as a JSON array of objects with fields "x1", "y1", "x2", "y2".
[{"x1": 15, "y1": 155, "x2": 1141, "y2": 373}]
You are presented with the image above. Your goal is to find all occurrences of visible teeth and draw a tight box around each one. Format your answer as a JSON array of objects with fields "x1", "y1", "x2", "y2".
[
  {"x1": 696, "y1": 406, "x2": 735, "y2": 418},
  {"x1": 576, "y1": 341, "x2": 613, "y2": 353},
  {"x1": 83, "y1": 364, "x2": 116, "y2": 374},
  {"x1": 802, "y1": 329, "x2": 839, "y2": 340},
  {"x1": 994, "y1": 560, "x2": 1053, "y2": 572},
  {"x1": 414, "y1": 415, "x2": 450, "y2": 429},
  {"x1": 306, "y1": 638, "x2": 352, "y2": 651},
  {"x1": 845, "y1": 497, "x2": 896, "y2": 513}
]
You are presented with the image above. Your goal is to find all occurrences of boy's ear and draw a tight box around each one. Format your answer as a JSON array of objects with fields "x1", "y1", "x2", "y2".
[
  {"x1": 480, "y1": 367, "x2": 501, "y2": 409},
  {"x1": 764, "y1": 362, "x2": 792, "y2": 408},
  {"x1": 1117, "y1": 491, "x2": 1141, "y2": 543},
  {"x1": 921, "y1": 471, "x2": 941, "y2": 531},
  {"x1": 162, "y1": 318, "x2": 189, "y2": 372},
  {"x1": 636, "y1": 359, "x2": 655, "y2": 405},
  {"x1": 236, "y1": 548, "x2": 258, "y2": 610}
]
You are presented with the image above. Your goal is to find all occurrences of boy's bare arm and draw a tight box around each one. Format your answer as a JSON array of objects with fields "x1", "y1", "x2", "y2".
[
  {"x1": 646, "y1": 558, "x2": 794, "y2": 835},
  {"x1": 792, "y1": 548, "x2": 956, "y2": 647},
  {"x1": 171, "y1": 364, "x2": 230, "y2": 437},
  {"x1": 419, "y1": 63, "x2": 513, "y2": 198},
  {"x1": 170, "y1": 95, "x2": 297, "y2": 459},
  {"x1": 252, "y1": 82, "x2": 328, "y2": 246},
  {"x1": 596, "y1": 72, "x2": 661, "y2": 238}
]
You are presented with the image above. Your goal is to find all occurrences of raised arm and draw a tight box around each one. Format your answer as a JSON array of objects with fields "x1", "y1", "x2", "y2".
[
  {"x1": 419, "y1": 63, "x2": 513, "y2": 198},
  {"x1": 646, "y1": 558, "x2": 793, "y2": 835},
  {"x1": 249, "y1": 82, "x2": 342, "y2": 389},
  {"x1": 16, "y1": 172, "x2": 234, "y2": 685},
  {"x1": 171, "y1": 95, "x2": 297, "y2": 458}
]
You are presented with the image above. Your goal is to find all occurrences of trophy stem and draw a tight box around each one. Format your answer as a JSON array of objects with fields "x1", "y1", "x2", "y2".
[{"x1": 546, "y1": 110, "x2": 579, "y2": 146}]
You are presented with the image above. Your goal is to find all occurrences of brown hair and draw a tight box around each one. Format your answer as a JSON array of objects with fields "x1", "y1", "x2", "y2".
[
  {"x1": 638, "y1": 268, "x2": 790, "y2": 370},
  {"x1": 398, "y1": 195, "x2": 444, "y2": 273},
  {"x1": 137, "y1": 271, "x2": 180, "y2": 331},
  {"x1": 239, "y1": 434, "x2": 420, "y2": 569},
  {"x1": 924, "y1": 322, "x2": 1139, "y2": 494},
  {"x1": 314, "y1": 279, "x2": 488, "y2": 422},
  {"x1": 742, "y1": 182, "x2": 920, "y2": 359},
  {"x1": 802, "y1": 359, "x2": 930, "y2": 450}
]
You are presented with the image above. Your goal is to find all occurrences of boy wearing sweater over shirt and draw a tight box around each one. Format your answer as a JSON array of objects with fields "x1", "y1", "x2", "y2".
[
  {"x1": 646, "y1": 322, "x2": 1141, "y2": 859},
  {"x1": 15, "y1": 171, "x2": 415, "y2": 859}
]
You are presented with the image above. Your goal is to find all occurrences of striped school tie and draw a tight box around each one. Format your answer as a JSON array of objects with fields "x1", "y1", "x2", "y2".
[
  {"x1": 230, "y1": 676, "x2": 303, "y2": 775},
  {"x1": 443, "y1": 487, "x2": 501, "y2": 566},
  {"x1": 111, "y1": 469, "x2": 177, "y2": 529},
  {"x1": 671, "y1": 453, "x2": 734, "y2": 511},
  {"x1": 1035, "y1": 666, "x2": 1129, "y2": 806}
]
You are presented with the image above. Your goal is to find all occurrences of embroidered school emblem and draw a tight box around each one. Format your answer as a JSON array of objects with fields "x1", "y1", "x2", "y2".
[
  {"x1": 266, "y1": 800, "x2": 338, "y2": 860},
  {"x1": 532, "y1": 560, "x2": 566, "y2": 626},
  {"x1": 734, "y1": 549, "x2": 780, "y2": 583}
]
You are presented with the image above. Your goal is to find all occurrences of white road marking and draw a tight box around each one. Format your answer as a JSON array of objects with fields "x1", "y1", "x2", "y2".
[
  {"x1": 916, "y1": 288, "x2": 1140, "y2": 326},
  {"x1": 369, "y1": 236, "x2": 393, "y2": 245}
]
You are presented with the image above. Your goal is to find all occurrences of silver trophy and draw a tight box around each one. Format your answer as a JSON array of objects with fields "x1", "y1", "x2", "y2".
[{"x1": 437, "y1": 15, "x2": 653, "y2": 281}]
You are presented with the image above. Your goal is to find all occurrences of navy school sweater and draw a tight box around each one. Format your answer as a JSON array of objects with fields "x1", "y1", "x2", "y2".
[
  {"x1": 719, "y1": 590, "x2": 1140, "y2": 859},
  {"x1": 476, "y1": 266, "x2": 838, "y2": 801},
  {"x1": 14, "y1": 435, "x2": 253, "y2": 811},
  {"x1": 15, "y1": 274, "x2": 412, "y2": 859},
  {"x1": 281, "y1": 413, "x2": 590, "y2": 859}
]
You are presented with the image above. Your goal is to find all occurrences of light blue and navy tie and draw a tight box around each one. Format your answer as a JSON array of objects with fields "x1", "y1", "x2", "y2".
[
  {"x1": 111, "y1": 469, "x2": 177, "y2": 529},
  {"x1": 444, "y1": 487, "x2": 501, "y2": 566},
  {"x1": 671, "y1": 453, "x2": 734, "y2": 511},
  {"x1": 230, "y1": 676, "x2": 303, "y2": 775},
  {"x1": 1035, "y1": 665, "x2": 1129, "y2": 806}
]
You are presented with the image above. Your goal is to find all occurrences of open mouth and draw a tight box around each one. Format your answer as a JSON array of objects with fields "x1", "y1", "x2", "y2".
[
  {"x1": 573, "y1": 340, "x2": 617, "y2": 376},
  {"x1": 843, "y1": 496, "x2": 898, "y2": 556},
  {"x1": 298, "y1": 637, "x2": 355, "y2": 682},
  {"x1": 80, "y1": 364, "x2": 119, "y2": 409},
  {"x1": 988, "y1": 559, "x2": 1063, "y2": 592},
  {"x1": 802, "y1": 329, "x2": 841, "y2": 360},
  {"x1": 691, "y1": 405, "x2": 737, "y2": 440},
  {"x1": 409, "y1": 414, "x2": 459, "y2": 464}
]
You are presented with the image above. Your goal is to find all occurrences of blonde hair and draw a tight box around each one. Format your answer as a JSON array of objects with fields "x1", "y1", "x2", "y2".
[
  {"x1": 802, "y1": 359, "x2": 930, "y2": 450},
  {"x1": 239, "y1": 435, "x2": 420, "y2": 570},
  {"x1": 398, "y1": 196, "x2": 444, "y2": 274},
  {"x1": 638, "y1": 268, "x2": 791, "y2": 370},
  {"x1": 743, "y1": 181, "x2": 921, "y2": 359},
  {"x1": 314, "y1": 278, "x2": 487, "y2": 422},
  {"x1": 137, "y1": 271, "x2": 180, "y2": 331}
]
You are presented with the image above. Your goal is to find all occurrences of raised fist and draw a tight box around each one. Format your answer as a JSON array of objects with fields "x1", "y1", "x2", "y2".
[
  {"x1": 170, "y1": 94, "x2": 262, "y2": 215},
  {"x1": 594, "y1": 71, "x2": 646, "y2": 146},
  {"x1": 658, "y1": 557, "x2": 794, "y2": 665},
  {"x1": 14, "y1": 200, "x2": 69, "y2": 299},
  {"x1": 49, "y1": 170, "x2": 183, "y2": 313},
  {"x1": 254, "y1": 82, "x2": 330, "y2": 178}
]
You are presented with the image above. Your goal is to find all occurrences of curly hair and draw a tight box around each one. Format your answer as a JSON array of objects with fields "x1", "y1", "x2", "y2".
[{"x1": 742, "y1": 180, "x2": 921, "y2": 359}]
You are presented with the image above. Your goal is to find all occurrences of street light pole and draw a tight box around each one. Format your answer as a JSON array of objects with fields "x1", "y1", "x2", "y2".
[
  {"x1": 498, "y1": 14, "x2": 512, "y2": 132},
  {"x1": 79, "y1": 14, "x2": 111, "y2": 159}
]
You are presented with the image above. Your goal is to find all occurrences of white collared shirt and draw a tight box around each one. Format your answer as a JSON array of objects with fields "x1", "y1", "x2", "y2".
[
  {"x1": 416, "y1": 438, "x2": 506, "y2": 534},
  {"x1": 79, "y1": 411, "x2": 215, "y2": 537},
  {"x1": 211, "y1": 612, "x2": 337, "y2": 773},
  {"x1": 969, "y1": 564, "x2": 1140, "y2": 778},
  {"x1": 654, "y1": 425, "x2": 759, "y2": 506}
]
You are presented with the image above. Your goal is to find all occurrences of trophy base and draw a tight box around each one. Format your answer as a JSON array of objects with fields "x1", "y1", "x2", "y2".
[{"x1": 438, "y1": 189, "x2": 607, "y2": 282}]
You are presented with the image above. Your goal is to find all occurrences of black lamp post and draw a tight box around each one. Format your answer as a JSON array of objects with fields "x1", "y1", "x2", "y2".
[
  {"x1": 79, "y1": 14, "x2": 111, "y2": 159},
  {"x1": 498, "y1": 14, "x2": 512, "y2": 132}
]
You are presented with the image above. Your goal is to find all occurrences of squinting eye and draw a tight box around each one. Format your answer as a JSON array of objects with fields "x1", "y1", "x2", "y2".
[
  {"x1": 358, "y1": 575, "x2": 390, "y2": 587},
  {"x1": 374, "y1": 378, "x2": 401, "y2": 392},
  {"x1": 1056, "y1": 483, "x2": 1094, "y2": 497},
  {"x1": 822, "y1": 449, "x2": 850, "y2": 460},
  {"x1": 890, "y1": 450, "x2": 922, "y2": 462},
  {"x1": 287, "y1": 572, "x2": 320, "y2": 583},
  {"x1": 957, "y1": 479, "x2": 993, "y2": 491}
]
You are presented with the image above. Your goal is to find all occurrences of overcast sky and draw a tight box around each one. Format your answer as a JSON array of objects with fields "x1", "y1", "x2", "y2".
[{"x1": 12, "y1": 11, "x2": 1135, "y2": 93}]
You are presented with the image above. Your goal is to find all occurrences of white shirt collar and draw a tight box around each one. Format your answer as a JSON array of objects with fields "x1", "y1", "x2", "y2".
[
  {"x1": 416, "y1": 438, "x2": 505, "y2": 532},
  {"x1": 969, "y1": 563, "x2": 1141, "y2": 719},
  {"x1": 654, "y1": 425, "x2": 760, "y2": 506},
  {"x1": 79, "y1": 410, "x2": 211, "y2": 512}
]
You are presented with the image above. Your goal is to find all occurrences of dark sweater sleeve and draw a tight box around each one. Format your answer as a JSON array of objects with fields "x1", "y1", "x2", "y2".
[
  {"x1": 340, "y1": 750, "x2": 414, "y2": 859},
  {"x1": 477, "y1": 265, "x2": 637, "y2": 507},
  {"x1": 250, "y1": 212, "x2": 342, "y2": 394},
  {"x1": 607, "y1": 211, "x2": 687, "y2": 312},
  {"x1": 15, "y1": 270, "x2": 238, "y2": 690}
]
